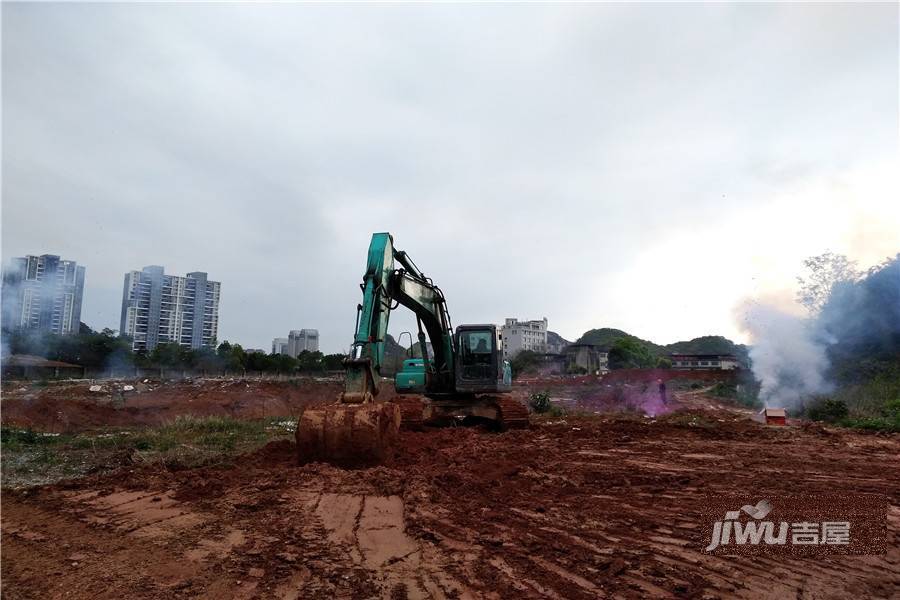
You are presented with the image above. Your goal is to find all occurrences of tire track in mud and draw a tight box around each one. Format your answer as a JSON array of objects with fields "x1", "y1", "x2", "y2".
[
  {"x1": 285, "y1": 489, "x2": 470, "y2": 599},
  {"x1": 3, "y1": 404, "x2": 899, "y2": 599},
  {"x1": 396, "y1": 417, "x2": 900, "y2": 599}
]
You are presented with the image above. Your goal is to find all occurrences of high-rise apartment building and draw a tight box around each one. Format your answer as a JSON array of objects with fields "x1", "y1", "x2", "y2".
[
  {"x1": 1, "y1": 254, "x2": 85, "y2": 335},
  {"x1": 272, "y1": 337, "x2": 289, "y2": 355},
  {"x1": 500, "y1": 317, "x2": 548, "y2": 359},
  {"x1": 120, "y1": 266, "x2": 220, "y2": 352},
  {"x1": 288, "y1": 329, "x2": 319, "y2": 357}
]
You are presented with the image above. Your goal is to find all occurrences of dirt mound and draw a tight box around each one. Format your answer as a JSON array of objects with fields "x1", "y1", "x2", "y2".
[
  {"x1": 1, "y1": 379, "x2": 343, "y2": 431},
  {"x1": 4, "y1": 408, "x2": 899, "y2": 599}
]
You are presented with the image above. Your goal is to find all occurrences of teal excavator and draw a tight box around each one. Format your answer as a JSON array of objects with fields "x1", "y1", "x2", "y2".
[{"x1": 296, "y1": 232, "x2": 528, "y2": 465}]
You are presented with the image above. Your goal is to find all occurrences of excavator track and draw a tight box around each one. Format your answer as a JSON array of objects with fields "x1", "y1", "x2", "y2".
[
  {"x1": 491, "y1": 395, "x2": 530, "y2": 430},
  {"x1": 395, "y1": 394, "x2": 528, "y2": 431},
  {"x1": 395, "y1": 395, "x2": 425, "y2": 431}
]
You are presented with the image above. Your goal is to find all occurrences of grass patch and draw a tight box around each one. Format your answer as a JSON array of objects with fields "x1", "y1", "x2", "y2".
[{"x1": 1, "y1": 416, "x2": 296, "y2": 489}]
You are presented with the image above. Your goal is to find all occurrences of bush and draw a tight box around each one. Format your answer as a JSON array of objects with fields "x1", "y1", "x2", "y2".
[
  {"x1": 546, "y1": 404, "x2": 566, "y2": 418},
  {"x1": 529, "y1": 392, "x2": 552, "y2": 414},
  {"x1": 838, "y1": 416, "x2": 900, "y2": 433},
  {"x1": 511, "y1": 350, "x2": 542, "y2": 378},
  {"x1": 808, "y1": 398, "x2": 849, "y2": 423},
  {"x1": 882, "y1": 398, "x2": 900, "y2": 418}
]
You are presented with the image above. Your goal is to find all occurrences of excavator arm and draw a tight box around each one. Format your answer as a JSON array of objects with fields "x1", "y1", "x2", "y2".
[{"x1": 341, "y1": 232, "x2": 454, "y2": 403}]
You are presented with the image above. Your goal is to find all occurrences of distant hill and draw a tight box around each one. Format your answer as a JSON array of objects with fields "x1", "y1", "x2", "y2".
[
  {"x1": 382, "y1": 334, "x2": 407, "y2": 375},
  {"x1": 666, "y1": 335, "x2": 750, "y2": 364},
  {"x1": 547, "y1": 331, "x2": 570, "y2": 353},
  {"x1": 574, "y1": 328, "x2": 748, "y2": 364},
  {"x1": 666, "y1": 335, "x2": 743, "y2": 355},
  {"x1": 381, "y1": 335, "x2": 435, "y2": 374},
  {"x1": 575, "y1": 328, "x2": 663, "y2": 354}
]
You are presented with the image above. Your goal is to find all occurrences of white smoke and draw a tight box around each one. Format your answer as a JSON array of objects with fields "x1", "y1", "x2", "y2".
[{"x1": 739, "y1": 302, "x2": 832, "y2": 408}]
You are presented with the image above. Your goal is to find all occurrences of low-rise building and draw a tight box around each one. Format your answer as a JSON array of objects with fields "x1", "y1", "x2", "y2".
[
  {"x1": 564, "y1": 344, "x2": 609, "y2": 374},
  {"x1": 500, "y1": 317, "x2": 548, "y2": 359},
  {"x1": 670, "y1": 354, "x2": 740, "y2": 370}
]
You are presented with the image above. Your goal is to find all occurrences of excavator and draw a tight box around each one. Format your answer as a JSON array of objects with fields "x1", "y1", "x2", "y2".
[{"x1": 296, "y1": 232, "x2": 528, "y2": 465}]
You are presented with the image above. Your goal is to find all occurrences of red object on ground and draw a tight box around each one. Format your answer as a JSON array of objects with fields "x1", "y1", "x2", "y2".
[{"x1": 762, "y1": 407, "x2": 787, "y2": 426}]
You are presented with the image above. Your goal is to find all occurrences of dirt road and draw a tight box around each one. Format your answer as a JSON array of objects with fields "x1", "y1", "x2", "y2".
[{"x1": 3, "y1": 389, "x2": 898, "y2": 599}]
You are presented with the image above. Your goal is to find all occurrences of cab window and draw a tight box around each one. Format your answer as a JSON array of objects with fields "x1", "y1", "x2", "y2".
[{"x1": 460, "y1": 331, "x2": 493, "y2": 366}]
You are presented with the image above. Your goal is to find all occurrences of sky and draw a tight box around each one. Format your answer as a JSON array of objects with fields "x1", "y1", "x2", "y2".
[{"x1": 3, "y1": 2, "x2": 898, "y2": 354}]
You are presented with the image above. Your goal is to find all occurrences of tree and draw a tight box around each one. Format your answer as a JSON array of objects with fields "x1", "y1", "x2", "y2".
[
  {"x1": 151, "y1": 342, "x2": 193, "y2": 367},
  {"x1": 192, "y1": 346, "x2": 221, "y2": 372},
  {"x1": 608, "y1": 337, "x2": 655, "y2": 370},
  {"x1": 271, "y1": 353, "x2": 299, "y2": 373},
  {"x1": 510, "y1": 350, "x2": 541, "y2": 378},
  {"x1": 297, "y1": 350, "x2": 325, "y2": 372},
  {"x1": 817, "y1": 253, "x2": 900, "y2": 381},
  {"x1": 217, "y1": 341, "x2": 246, "y2": 372},
  {"x1": 796, "y1": 252, "x2": 861, "y2": 315},
  {"x1": 245, "y1": 351, "x2": 273, "y2": 372},
  {"x1": 7, "y1": 328, "x2": 134, "y2": 369},
  {"x1": 322, "y1": 353, "x2": 345, "y2": 371}
]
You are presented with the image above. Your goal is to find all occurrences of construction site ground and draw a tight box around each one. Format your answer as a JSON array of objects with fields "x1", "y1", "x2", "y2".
[{"x1": 2, "y1": 374, "x2": 898, "y2": 599}]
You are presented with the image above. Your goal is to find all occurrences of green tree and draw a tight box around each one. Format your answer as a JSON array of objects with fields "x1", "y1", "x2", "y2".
[
  {"x1": 608, "y1": 337, "x2": 655, "y2": 370},
  {"x1": 7, "y1": 328, "x2": 135, "y2": 369},
  {"x1": 217, "y1": 341, "x2": 247, "y2": 372},
  {"x1": 151, "y1": 342, "x2": 193, "y2": 367},
  {"x1": 245, "y1": 351, "x2": 273, "y2": 372},
  {"x1": 297, "y1": 350, "x2": 325, "y2": 372},
  {"x1": 322, "y1": 353, "x2": 345, "y2": 371},
  {"x1": 192, "y1": 346, "x2": 221, "y2": 372},
  {"x1": 510, "y1": 350, "x2": 541, "y2": 378},
  {"x1": 271, "y1": 353, "x2": 299, "y2": 373}
]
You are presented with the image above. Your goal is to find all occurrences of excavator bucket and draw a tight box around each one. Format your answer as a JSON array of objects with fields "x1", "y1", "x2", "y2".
[
  {"x1": 295, "y1": 402, "x2": 401, "y2": 466},
  {"x1": 295, "y1": 357, "x2": 401, "y2": 466}
]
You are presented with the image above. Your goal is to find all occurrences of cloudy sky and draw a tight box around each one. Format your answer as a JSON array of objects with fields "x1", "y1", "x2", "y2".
[{"x1": 3, "y1": 2, "x2": 898, "y2": 353}]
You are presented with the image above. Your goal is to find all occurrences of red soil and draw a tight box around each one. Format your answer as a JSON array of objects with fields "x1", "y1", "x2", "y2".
[{"x1": 2, "y1": 378, "x2": 898, "y2": 599}]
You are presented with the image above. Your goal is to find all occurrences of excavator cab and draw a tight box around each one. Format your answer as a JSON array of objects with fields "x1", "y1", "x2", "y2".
[{"x1": 454, "y1": 324, "x2": 512, "y2": 393}]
